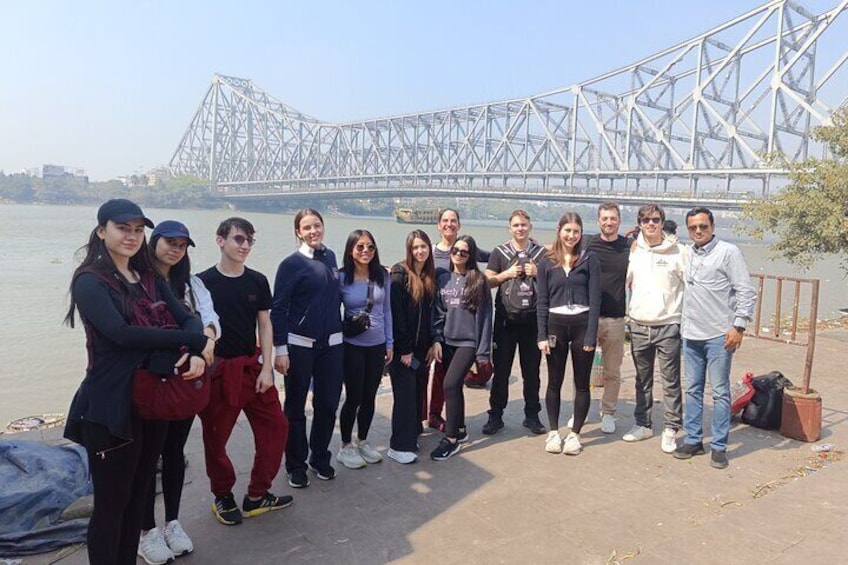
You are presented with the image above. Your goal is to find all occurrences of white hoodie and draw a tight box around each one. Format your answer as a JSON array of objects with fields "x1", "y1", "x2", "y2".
[{"x1": 626, "y1": 232, "x2": 688, "y2": 325}]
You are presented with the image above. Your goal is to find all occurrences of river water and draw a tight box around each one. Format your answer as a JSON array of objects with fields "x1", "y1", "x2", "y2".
[{"x1": 1, "y1": 203, "x2": 845, "y2": 427}]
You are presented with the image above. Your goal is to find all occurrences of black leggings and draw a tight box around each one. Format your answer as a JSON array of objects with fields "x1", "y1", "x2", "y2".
[
  {"x1": 442, "y1": 344, "x2": 476, "y2": 438},
  {"x1": 339, "y1": 342, "x2": 387, "y2": 443},
  {"x1": 82, "y1": 415, "x2": 167, "y2": 565},
  {"x1": 545, "y1": 312, "x2": 594, "y2": 433},
  {"x1": 143, "y1": 416, "x2": 193, "y2": 530}
]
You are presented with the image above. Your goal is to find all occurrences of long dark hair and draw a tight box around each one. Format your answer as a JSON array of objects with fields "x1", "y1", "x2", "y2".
[
  {"x1": 451, "y1": 234, "x2": 486, "y2": 312},
  {"x1": 548, "y1": 212, "x2": 585, "y2": 269},
  {"x1": 149, "y1": 233, "x2": 191, "y2": 301},
  {"x1": 65, "y1": 225, "x2": 157, "y2": 328},
  {"x1": 402, "y1": 229, "x2": 436, "y2": 304},
  {"x1": 342, "y1": 229, "x2": 386, "y2": 287}
]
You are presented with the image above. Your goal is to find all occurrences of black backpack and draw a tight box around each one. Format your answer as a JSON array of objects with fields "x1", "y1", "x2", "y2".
[
  {"x1": 497, "y1": 242, "x2": 546, "y2": 324},
  {"x1": 741, "y1": 371, "x2": 794, "y2": 430}
]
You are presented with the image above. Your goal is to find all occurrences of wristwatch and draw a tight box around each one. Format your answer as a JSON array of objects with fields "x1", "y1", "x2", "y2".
[{"x1": 733, "y1": 325, "x2": 746, "y2": 333}]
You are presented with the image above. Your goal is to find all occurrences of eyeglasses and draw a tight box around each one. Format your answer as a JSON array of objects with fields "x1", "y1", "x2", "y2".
[
  {"x1": 229, "y1": 234, "x2": 256, "y2": 247},
  {"x1": 354, "y1": 243, "x2": 376, "y2": 252},
  {"x1": 687, "y1": 224, "x2": 711, "y2": 232},
  {"x1": 450, "y1": 247, "x2": 470, "y2": 258},
  {"x1": 639, "y1": 217, "x2": 662, "y2": 225}
]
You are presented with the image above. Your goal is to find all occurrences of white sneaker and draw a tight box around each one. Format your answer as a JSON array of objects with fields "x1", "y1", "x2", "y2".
[
  {"x1": 336, "y1": 444, "x2": 367, "y2": 469},
  {"x1": 623, "y1": 425, "x2": 653, "y2": 442},
  {"x1": 563, "y1": 432, "x2": 582, "y2": 455},
  {"x1": 566, "y1": 415, "x2": 574, "y2": 429},
  {"x1": 357, "y1": 441, "x2": 383, "y2": 464},
  {"x1": 163, "y1": 519, "x2": 193, "y2": 556},
  {"x1": 545, "y1": 431, "x2": 563, "y2": 453},
  {"x1": 387, "y1": 448, "x2": 417, "y2": 464},
  {"x1": 661, "y1": 428, "x2": 678, "y2": 454},
  {"x1": 600, "y1": 414, "x2": 616, "y2": 434},
  {"x1": 138, "y1": 527, "x2": 175, "y2": 565}
]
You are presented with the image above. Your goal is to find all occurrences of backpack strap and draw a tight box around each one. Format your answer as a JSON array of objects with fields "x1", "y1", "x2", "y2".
[{"x1": 363, "y1": 280, "x2": 376, "y2": 314}]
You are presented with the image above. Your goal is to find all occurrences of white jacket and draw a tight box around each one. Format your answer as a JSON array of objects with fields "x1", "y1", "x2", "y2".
[{"x1": 626, "y1": 232, "x2": 688, "y2": 325}]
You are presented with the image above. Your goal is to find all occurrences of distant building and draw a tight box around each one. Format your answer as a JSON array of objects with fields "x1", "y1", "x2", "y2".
[{"x1": 42, "y1": 164, "x2": 88, "y2": 183}]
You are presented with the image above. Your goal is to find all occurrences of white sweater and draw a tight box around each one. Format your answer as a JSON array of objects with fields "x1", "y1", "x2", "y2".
[{"x1": 626, "y1": 233, "x2": 688, "y2": 326}]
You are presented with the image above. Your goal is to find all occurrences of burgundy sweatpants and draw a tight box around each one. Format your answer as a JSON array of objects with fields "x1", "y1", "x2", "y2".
[{"x1": 199, "y1": 356, "x2": 288, "y2": 498}]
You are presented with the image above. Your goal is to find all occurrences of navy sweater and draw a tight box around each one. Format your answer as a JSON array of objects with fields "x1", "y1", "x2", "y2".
[
  {"x1": 536, "y1": 251, "x2": 602, "y2": 347},
  {"x1": 271, "y1": 246, "x2": 342, "y2": 346}
]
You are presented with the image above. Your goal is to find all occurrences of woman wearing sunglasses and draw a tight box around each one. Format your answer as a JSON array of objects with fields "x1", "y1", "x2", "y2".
[
  {"x1": 537, "y1": 212, "x2": 601, "y2": 456},
  {"x1": 430, "y1": 235, "x2": 492, "y2": 461},
  {"x1": 335, "y1": 230, "x2": 394, "y2": 469},
  {"x1": 64, "y1": 200, "x2": 213, "y2": 565},
  {"x1": 387, "y1": 230, "x2": 437, "y2": 464},
  {"x1": 137, "y1": 220, "x2": 220, "y2": 563},
  {"x1": 272, "y1": 209, "x2": 344, "y2": 488}
]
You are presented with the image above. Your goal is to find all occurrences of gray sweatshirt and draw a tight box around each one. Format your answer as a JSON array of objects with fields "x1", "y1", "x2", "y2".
[{"x1": 432, "y1": 271, "x2": 493, "y2": 362}]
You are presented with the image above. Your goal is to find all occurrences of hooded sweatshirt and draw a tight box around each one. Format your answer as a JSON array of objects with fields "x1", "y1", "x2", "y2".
[{"x1": 626, "y1": 232, "x2": 688, "y2": 326}]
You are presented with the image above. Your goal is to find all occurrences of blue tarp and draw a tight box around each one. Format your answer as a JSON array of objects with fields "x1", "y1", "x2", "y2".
[{"x1": 0, "y1": 439, "x2": 92, "y2": 556}]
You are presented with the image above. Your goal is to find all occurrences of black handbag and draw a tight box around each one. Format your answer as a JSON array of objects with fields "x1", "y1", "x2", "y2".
[{"x1": 342, "y1": 281, "x2": 375, "y2": 337}]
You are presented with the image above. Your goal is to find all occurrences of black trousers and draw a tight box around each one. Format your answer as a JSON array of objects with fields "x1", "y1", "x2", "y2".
[
  {"x1": 339, "y1": 342, "x2": 387, "y2": 443},
  {"x1": 388, "y1": 350, "x2": 429, "y2": 452},
  {"x1": 488, "y1": 314, "x2": 542, "y2": 418},
  {"x1": 143, "y1": 416, "x2": 193, "y2": 530},
  {"x1": 545, "y1": 312, "x2": 593, "y2": 433},
  {"x1": 442, "y1": 344, "x2": 476, "y2": 438},
  {"x1": 83, "y1": 415, "x2": 167, "y2": 565}
]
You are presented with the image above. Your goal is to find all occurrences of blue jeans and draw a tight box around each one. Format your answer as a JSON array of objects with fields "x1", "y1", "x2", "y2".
[{"x1": 682, "y1": 336, "x2": 733, "y2": 452}]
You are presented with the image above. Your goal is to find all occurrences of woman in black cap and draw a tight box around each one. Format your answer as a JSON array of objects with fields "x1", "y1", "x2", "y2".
[
  {"x1": 137, "y1": 220, "x2": 220, "y2": 563},
  {"x1": 64, "y1": 200, "x2": 214, "y2": 565}
]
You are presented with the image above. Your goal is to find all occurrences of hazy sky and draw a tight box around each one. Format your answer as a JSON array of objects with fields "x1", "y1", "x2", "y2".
[{"x1": 2, "y1": 0, "x2": 844, "y2": 180}]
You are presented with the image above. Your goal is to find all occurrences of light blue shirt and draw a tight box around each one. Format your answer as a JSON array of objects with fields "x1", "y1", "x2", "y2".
[
  {"x1": 681, "y1": 237, "x2": 757, "y2": 341},
  {"x1": 339, "y1": 273, "x2": 394, "y2": 349}
]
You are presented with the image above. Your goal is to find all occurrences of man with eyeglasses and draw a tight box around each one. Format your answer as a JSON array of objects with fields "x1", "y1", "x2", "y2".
[
  {"x1": 622, "y1": 204, "x2": 687, "y2": 453},
  {"x1": 674, "y1": 207, "x2": 756, "y2": 469},
  {"x1": 197, "y1": 217, "x2": 292, "y2": 525}
]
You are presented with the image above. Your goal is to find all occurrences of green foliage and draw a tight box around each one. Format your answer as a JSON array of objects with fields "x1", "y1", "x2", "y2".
[{"x1": 741, "y1": 107, "x2": 848, "y2": 274}]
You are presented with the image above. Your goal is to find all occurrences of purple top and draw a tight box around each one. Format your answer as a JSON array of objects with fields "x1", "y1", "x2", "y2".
[{"x1": 339, "y1": 273, "x2": 394, "y2": 349}]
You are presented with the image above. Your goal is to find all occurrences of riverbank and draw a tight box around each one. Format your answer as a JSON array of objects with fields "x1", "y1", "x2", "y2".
[{"x1": 14, "y1": 326, "x2": 848, "y2": 564}]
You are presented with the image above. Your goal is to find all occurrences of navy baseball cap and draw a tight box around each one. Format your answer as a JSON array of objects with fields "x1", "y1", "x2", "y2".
[
  {"x1": 97, "y1": 199, "x2": 154, "y2": 228},
  {"x1": 152, "y1": 220, "x2": 196, "y2": 247}
]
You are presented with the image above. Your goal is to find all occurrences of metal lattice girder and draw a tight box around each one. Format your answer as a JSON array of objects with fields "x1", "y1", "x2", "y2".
[{"x1": 169, "y1": 0, "x2": 848, "y2": 200}]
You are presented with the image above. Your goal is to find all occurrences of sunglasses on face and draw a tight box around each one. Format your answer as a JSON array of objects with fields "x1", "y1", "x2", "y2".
[
  {"x1": 450, "y1": 247, "x2": 470, "y2": 258},
  {"x1": 354, "y1": 243, "x2": 376, "y2": 252},
  {"x1": 639, "y1": 217, "x2": 662, "y2": 225},
  {"x1": 687, "y1": 224, "x2": 711, "y2": 232},
  {"x1": 230, "y1": 234, "x2": 256, "y2": 247}
]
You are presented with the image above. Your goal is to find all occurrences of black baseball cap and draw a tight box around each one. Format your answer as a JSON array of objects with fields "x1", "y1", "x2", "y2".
[
  {"x1": 152, "y1": 220, "x2": 196, "y2": 247},
  {"x1": 96, "y1": 199, "x2": 154, "y2": 228}
]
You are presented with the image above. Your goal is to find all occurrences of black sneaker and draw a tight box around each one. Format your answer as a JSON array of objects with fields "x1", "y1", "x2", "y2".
[
  {"x1": 242, "y1": 492, "x2": 294, "y2": 518},
  {"x1": 286, "y1": 469, "x2": 310, "y2": 489},
  {"x1": 430, "y1": 438, "x2": 461, "y2": 461},
  {"x1": 212, "y1": 493, "x2": 243, "y2": 526},
  {"x1": 456, "y1": 428, "x2": 470, "y2": 443},
  {"x1": 522, "y1": 417, "x2": 547, "y2": 435},
  {"x1": 710, "y1": 449, "x2": 729, "y2": 469},
  {"x1": 308, "y1": 461, "x2": 337, "y2": 481},
  {"x1": 673, "y1": 442, "x2": 706, "y2": 460},
  {"x1": 482, "y1": 415, "x2": 504, "y2": 435}
]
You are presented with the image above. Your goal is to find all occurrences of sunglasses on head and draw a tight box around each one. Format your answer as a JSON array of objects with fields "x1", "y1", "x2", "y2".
[
  {"x1": 639, "y1": 217, "x2": 662, "y2": 225},
  {"x1": 230, "y1": 234, "x2": 256, "y2": 247},
  {"x1": 354, "y1": 243, "x2": 376, "y2": 252},
  {"x1": 450, "y1": 247, "x2": 470, "y2": 258}
]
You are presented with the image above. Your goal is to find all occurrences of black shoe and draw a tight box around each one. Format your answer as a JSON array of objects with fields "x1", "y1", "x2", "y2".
[
  {"x1": 428, "y1": 414, "x2": 446, "y2": 432},
  {"x1": 522, "y1": 417, "x2": 547, "y2": 435},
  {"x1": 430, "y1": 438, "x2": 461, "y2": 461},
  {"x1": 482, "y1": 415, "x2": 505, "y2": 435},
  {"x1": 212, "y1": 493, "x2": 243, "y2": 525},
  {"x1": 242, "y1": 492, "x2": 294, "y2": 518},
  {"x1": 308, "y1": 461, "x2": 337, "y2": 481},
  {"x1": 286, "y1": 469, "x2": 310, "y2": 489},
  {"x1": 710, "y1": 449, "x2": 729, "y2": 469},
  {"x1": 456, "y1": 428, "x2": 470, "y2": 443},
  {"x1": 673, "y1": 442, "x2": 706, "y2": 460}
]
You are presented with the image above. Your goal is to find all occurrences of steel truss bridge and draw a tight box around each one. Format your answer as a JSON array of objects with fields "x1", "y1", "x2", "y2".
[{"x1": 169, "y1": 0, "x2": 848, "y2": 210}]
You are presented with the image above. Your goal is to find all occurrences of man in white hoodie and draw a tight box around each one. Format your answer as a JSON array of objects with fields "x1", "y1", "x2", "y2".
[{"x1": 622, "y1": 204, "x2": 687, "y2": 453}]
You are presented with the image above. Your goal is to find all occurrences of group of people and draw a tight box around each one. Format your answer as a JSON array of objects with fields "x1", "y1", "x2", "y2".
[{"x1": 63, "y1": 199, "x2": 756, "y2": 564}]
